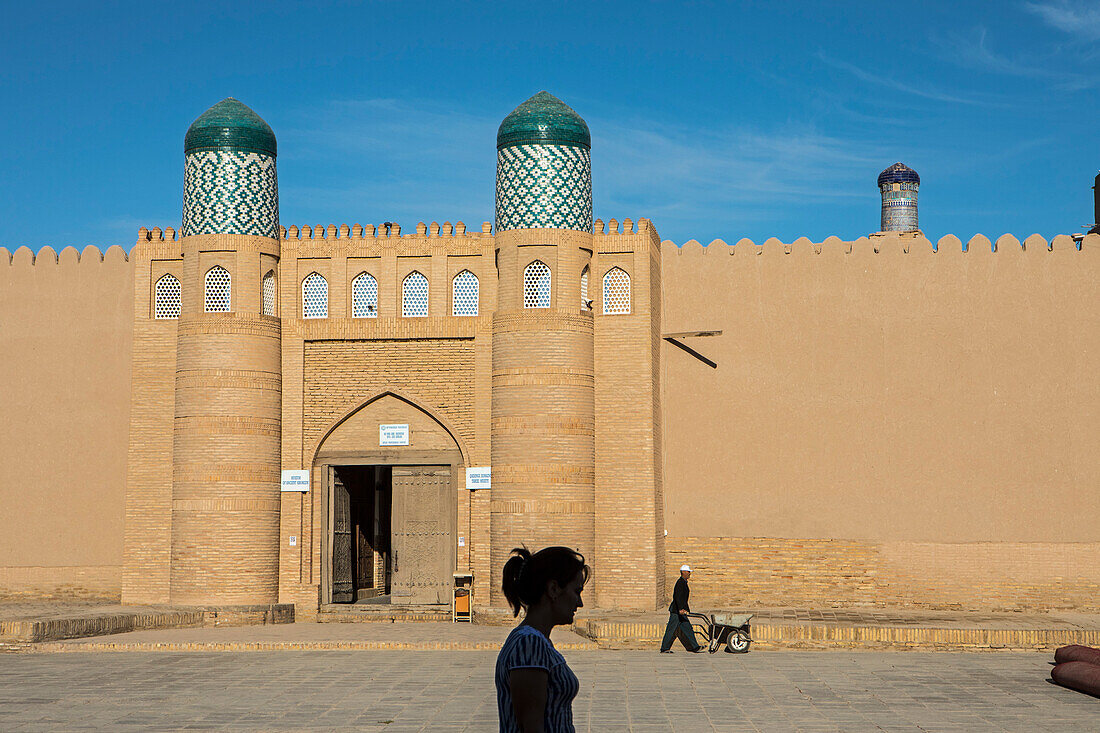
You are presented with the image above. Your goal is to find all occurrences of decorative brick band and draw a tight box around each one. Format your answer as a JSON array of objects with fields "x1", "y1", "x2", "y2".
[
  {"x1": 172, "y1": 498, "x2": 281, "y2": 513},
  {"x1": 492, "y1": 311, "x2": 594, "y2": 332},
  {"x1": 490, "y1": 500, "x2": 595, "y2": 514},
  {"x1": 176, "y1": 317, "x2": 281, "y2": 338},
  {"x1": 173, "y1": 415, "x2": 281, "y2": 435},
  {"x1": 491, "y1": 416, "x2": 594, "y2": 435},
  {"x1": 492, "y1": 464, "x2": 595, "y2": 483},
  {"x1": 172, "y1": 465, "x2": 281, "y2": 483},
  {"x1": 173, "y1": 367, "x2": 281, "y2": 391},
  {"x1": 491, "y1": 373, "x2": 595, "y2": 388}
]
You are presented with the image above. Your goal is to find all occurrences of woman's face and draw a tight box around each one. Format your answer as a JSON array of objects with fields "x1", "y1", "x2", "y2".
[{"x1": 549, "y1": 570, "x2": 586, "y2": 625}]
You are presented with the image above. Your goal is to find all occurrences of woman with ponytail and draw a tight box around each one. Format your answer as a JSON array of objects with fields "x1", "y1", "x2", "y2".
[{"x1": 495, "y1": 545, "x2": 589, "y2": 733}]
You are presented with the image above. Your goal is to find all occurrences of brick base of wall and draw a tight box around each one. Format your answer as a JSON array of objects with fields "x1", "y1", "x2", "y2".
[
  {"x1": 0, "y1": 566, "x2": 121, "y2": 601},
  {"x1": 669, "y1": 537, "x2": 1100, "y2": 612}
]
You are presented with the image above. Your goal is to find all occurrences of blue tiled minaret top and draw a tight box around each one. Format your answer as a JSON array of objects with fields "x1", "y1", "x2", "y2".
[
  {"x1": 878, "y1": 162, "x2": 920, "y2": 187},
  {"x1": 182, "y1": 98, "x2": 280, "y2": 239},
  {"x1": 495, "y1": 92, "x2": 592, "y2": 232},
  {"x1": 878, "y1": 162, "x2": 920, "y2": 232}
]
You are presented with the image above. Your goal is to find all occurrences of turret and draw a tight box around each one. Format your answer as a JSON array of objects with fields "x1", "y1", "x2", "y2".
[
  {"x1": 171, "y1": 98, "x2": 283, "y2": 604},
  {"x1": 490, "y1": 92, "x2": 596, "y2": 604},
  {"x1": 878, "y1": 162, "x2": 920, "y2": 233}
]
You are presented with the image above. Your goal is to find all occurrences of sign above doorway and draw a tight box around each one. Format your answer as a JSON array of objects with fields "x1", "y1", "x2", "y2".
[{"x1": 379, "y1": 424, "x2": 410, "y2": 446}]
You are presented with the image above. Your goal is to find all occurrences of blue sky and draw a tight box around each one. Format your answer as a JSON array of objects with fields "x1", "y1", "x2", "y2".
[{"x1": 1, "y1": 0, "x2": 1097, "y2": 251}]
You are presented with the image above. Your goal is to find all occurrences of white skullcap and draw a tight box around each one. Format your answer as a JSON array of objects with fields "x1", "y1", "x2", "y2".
[{"x1": 680, "y1": 564, "x2": 692, "y2": 572}]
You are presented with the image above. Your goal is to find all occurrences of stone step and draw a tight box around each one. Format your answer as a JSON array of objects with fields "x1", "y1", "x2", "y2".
[{"x1": 316, "y1": 604, "x2": 452, "y2": 623}]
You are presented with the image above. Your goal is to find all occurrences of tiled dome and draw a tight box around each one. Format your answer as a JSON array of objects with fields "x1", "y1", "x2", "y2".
[
  {"x1": 878, "y1": 162, "x2": 919, "y2": 186},
  {"x1": 497, "y1": 91, "x2": 590, "y2": 150},
  {"x1": 185, "y1": 98, "x2": 277, "y2": 157}
]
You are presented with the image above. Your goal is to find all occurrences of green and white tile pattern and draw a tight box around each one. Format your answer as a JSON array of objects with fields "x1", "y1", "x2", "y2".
[
  {"x1": 496, "y1": 144, "x2": 591, "y2": 232},
  {"x1": 182, "y1": 150, "x2": 279, "y2": 239}
]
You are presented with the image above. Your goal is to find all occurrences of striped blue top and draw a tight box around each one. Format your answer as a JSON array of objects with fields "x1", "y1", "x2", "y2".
[{"x1": 495, "y1": 624, "x2": 579, "y2": 733}]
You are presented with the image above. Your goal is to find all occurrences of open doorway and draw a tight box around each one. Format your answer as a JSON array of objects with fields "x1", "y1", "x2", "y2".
[
  {"x1": 332, "y1": 466, "x2": 392, "y2": 603},
  {"x1": 329, "y1": 464, "x2": 454, "y2": 605}
]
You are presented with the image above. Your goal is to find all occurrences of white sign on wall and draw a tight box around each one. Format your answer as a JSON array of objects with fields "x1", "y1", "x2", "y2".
[
  {"x1": 466, "y1": 467, "x2": 491, "y2": 490},
  {"x1": 281, "y1": 469, "x2": 310, "y2": 492},
  {"x1": 379, "y1": 424, "x2": 410, "y2": 446}
]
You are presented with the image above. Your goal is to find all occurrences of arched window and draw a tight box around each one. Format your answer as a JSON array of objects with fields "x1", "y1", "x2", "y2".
[
  {"x1": 154, "y1": 273, "x2": 181, "y2": 319},
  {"x1": 452, "y1": 270, "x2": 479, "y2": 316},
  {"x1": 603, "y1": 267, "x2": 631, "y2": 314},
  {"x1": 302, "y1": 272, "x2": 328, "y2": 319},
  {"x1": 523, "y1": 260, "x2": 551, "y2": 309},
  {"x1": 204, "y1": 266, "x2": 231, "y2": 312},
  {"x1": 402, "y1": 271, "x2": 429, "y2": 317},
  {"x1": 580, "y1": 265, "x2": 590, "y2": 310},
  {"x1": 261, "y1": 270, "x2": 276, "y2": 316},
  {"x1": 351, "y1": 272, "x2": 378, "y2": 318}
]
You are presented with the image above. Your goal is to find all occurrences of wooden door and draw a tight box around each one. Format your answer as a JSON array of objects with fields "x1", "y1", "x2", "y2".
[
  {"x1": 332, "y1": 470, "x2": 354, "y2": 603},
  {"x1": 390, "y1": 466, "x2": 452, "y2": 604}
]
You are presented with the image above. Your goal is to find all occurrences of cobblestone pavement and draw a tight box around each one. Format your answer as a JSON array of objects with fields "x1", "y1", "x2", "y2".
[{"x1": 1, "y1": 649, "x2": 1096, "y2": 732}]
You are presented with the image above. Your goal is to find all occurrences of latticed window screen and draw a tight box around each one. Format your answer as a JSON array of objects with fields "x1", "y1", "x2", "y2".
[
  {"x1": 154, "y1": 274, "x2": 181, "y2": 319},
  {"x1": 352, "y1": 272, "x2": 378, "y2": 318},
  {"x1": 262, "y1": 270, "x2": 276, "y2": 316},
  {"x1": 452, "y1": 270, "x2": 479, "y2": 316},
  {"x1": 302, "y1": 272, "x2": 328, "y2": 319},
  {"x1": 603, "y1": 267, "x2": 631, "y2": 314},
  {"x1": 523, "y1": 260, "x2": 551, "y2": 309},
  {"x1": 580, "y1": 266, "x2": 590, "y2": 310},
  {"x1": 402, "y1": 271, "x2": 429, "y2": 317},
  {"x1": 204, "y1": 266, "x2": 231, "y2": 313}
]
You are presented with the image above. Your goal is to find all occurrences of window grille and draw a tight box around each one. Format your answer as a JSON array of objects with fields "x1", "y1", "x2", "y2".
[
  {"x1": 580, "y1": 265, "x2": 590, "y2": 310},
  {"x1": 154, "y1": 274, "x2": 181, "y2": 319},
  {"x1": 262, "y1": 270, "x2": 276, "y2": 316},
  {"x1": 204, "y1": 266, "x2": 231, "y2": 312},
  {"x1": 603, "y1": 267, "x2": 631, "y2": 314},
  {"x1": 402, "y1": 271, "x2": 429, "y2": 317},
  {"x1": 523, "y1": 260, "x2": 551, "y2": 309},
  {"x1": 452, "y1": 270, "x2": 479, "y2": 316},
  {"x1": 352, "y1": 272, "x2": 378, "y2": 318},
  {"x1": 302, "y1": 272, "x2": 328, "y2": 319}
]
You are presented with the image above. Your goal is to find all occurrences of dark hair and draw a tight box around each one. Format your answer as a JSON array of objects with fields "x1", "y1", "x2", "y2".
[{"x1": 501, "y1": 545, "x2": 590, "y2": 618}]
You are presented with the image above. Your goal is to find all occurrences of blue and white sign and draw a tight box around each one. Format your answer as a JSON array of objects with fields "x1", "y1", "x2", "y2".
[
  {"x1": 379, "y1": 424, "x2": 410, "y2": 446},
  {"x1": 466, "y1": 467, "x2": 491, "y2": 490},
  {"x1": 280, "y1": 469, "x2": 310, "y2": 492}
]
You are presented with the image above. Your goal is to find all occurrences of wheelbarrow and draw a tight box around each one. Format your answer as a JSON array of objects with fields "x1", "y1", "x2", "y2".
[{"x1": 684, "y1": 612, "x2": 753, "y2": 653}]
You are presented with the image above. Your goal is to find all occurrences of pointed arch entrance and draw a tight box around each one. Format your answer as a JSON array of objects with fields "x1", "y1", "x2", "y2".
[{"x1": 314, "y1": 391, "x2": 465, "y2": 605}]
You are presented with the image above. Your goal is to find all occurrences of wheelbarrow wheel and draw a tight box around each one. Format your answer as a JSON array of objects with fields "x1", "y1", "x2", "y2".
[{"x1": 725, "y1": 632, "x2": 751, "y2": 654}]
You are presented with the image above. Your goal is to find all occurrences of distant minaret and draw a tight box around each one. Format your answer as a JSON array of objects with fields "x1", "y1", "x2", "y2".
[
  {"x1": 878, "y1": 162, "x2": 920, "y2": 232},
  {"x1": 1090, "y1": 171, "x2": 1099, "y2": 235}
]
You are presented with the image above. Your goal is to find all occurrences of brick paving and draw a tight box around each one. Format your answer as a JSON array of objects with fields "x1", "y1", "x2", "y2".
[
  {"x1": 1, "y1": 648, "x2": 1096, "y2": 732},
  {"x1": 33, "y1": 622, "x2": 596, "y2": 652}
]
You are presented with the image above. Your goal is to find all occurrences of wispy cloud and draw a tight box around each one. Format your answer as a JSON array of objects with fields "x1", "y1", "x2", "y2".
[
  {"x1": 817, "y1": 53, "x2": 998, "y2": 106},
  {"x1": 935, "y1": 26, "x2": 1096, "y2": 91},
  {"x1": 1023, "y1": 1, "x2": 1100, "y2": 41}
]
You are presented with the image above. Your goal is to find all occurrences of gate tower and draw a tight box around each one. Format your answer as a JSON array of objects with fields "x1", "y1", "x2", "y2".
[
  {"x1": 878, "y1": 162, "x2": 920, "y2": 232},
  {"x1": 490, "y1": 92, "x2": 596, "y2": 605},
  {"x1": 171, "y1": 98, "x2": 283, "y2": 604}
]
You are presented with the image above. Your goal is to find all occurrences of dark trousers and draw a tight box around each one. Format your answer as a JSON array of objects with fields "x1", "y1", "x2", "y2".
[{"x1": 660, "y1": 612, "x2": 701, "y2": 651}]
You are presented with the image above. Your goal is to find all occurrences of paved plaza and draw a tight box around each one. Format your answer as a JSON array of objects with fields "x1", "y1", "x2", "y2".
[{"x1": 1, "y1": 648, "x2": 1096, "y2": 732}]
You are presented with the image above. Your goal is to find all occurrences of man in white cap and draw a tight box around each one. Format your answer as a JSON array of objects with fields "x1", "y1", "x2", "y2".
[{"x1": 659, "y1": 564, "x2": 703, "y2": 653}]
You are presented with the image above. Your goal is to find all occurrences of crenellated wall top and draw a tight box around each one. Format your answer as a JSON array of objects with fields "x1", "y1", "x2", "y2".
[
  {"x1": 0, "y1": 244, "x2": 129, "y2": 265},
  {"x1": 664, "y1": 232, "x2": 1096, "y2": 255},
  {"x1": 281, "y1": 221, "x2": 493, "y2": 240}
]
